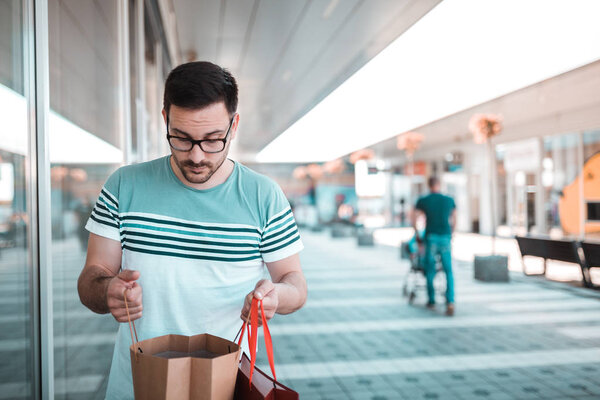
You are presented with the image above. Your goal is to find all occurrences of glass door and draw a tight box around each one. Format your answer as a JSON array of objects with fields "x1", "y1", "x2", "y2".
[
  {"x1": 0, "y1": 0, "x2": 35, "y2": 397},
  {"x1": 509, "y1": 171, "x2": 537, "y2": 235}
]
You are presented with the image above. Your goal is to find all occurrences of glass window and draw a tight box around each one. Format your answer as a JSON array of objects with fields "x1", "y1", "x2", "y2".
[
  {"x1": 144, "y1": 7, "x2": 162, "y2": 160},
  {"x1": 496, "y1": 139, "x2": 540, "y2": 237},
  {"x1": 48, "y1": 1, "x2": 123, "y2": 397},
  {"x1": 582, "y1": 130, "x2": 600, "y2": 240},
  {"x1": 543, "y1": 133, "x2": 582, "y2": 238},
  {"x1": 0, "y1": 0, "x2": 34, "y2": 397}
]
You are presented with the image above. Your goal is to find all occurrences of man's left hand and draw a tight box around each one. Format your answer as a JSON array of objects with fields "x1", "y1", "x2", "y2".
[{"x1": 241, "y1": 279, "x2": 278, "y2": 326}]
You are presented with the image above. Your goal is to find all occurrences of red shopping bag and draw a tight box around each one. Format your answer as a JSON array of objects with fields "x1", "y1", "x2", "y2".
[{"x1": 233, "y1": 298, "x2": 299, "y2": 400}]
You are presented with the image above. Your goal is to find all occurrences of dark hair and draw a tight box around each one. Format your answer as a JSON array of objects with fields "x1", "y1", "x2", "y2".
[
  {"x1": 428, "y1": 176, "x2": 440, "y2": 188},
  {"x1": 163, "y1": 61, "x2": 238, "y2": 116}
]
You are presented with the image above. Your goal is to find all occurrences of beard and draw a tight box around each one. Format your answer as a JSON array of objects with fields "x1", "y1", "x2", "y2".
[{"x1": 172, "y1": 153, "x2": 227, "y2": 185}]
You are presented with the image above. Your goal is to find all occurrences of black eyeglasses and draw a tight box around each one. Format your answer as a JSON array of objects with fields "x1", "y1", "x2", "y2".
[{"x1": 166, "y1": 114, "x2": 236, "y2": 153}]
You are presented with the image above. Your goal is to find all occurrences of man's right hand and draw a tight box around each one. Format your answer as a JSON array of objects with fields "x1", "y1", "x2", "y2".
[{"x1": 106, "y1": 269, "x2": 143, "y2": 322}]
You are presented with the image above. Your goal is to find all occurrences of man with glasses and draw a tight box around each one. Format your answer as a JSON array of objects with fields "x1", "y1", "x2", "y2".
[{"x1": 77, "y1": 61, "x2": 307, "y2": 399}]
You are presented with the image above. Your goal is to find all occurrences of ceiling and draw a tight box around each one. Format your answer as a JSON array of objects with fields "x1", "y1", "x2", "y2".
[
  {"x1": 371, "y1": 60, "x2": 600, "y2": 164},
  {"x1": 171, "y1": 0, "x2": 441, "y2": 161}
]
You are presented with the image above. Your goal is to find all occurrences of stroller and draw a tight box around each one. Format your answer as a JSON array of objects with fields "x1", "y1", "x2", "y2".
[{"x1": 401, "y1": 232, "x2": 445, "y2": 304}]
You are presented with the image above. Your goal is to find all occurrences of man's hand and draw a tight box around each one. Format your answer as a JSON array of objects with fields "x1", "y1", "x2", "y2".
[
  {"x1": 106, "y1": 269, "x2": 143, "y2": 322},
  {"x1": 241, "y1": 279, "x2": 278, "y2": 326}
]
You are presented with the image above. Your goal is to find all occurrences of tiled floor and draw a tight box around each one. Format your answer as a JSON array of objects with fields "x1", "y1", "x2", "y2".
[
  {"x1": 255, "y1": 230, "x2": 600, "y2": 399},
  {"x1": 1, "y1": 230, "x2": 600, "y2": 399}
]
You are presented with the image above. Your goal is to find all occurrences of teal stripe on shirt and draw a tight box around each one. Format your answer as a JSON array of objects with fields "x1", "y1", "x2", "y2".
[
  {"x1": 121, "y1": 229, "x2": 260, "y2": 248},
  {"x1": 100, "y1": 188, "x2": 118, "y2": 208},
  {"x1": 122, "y1": 244, "x2": 263, "y2": 262},
  {"x1": 261, "y1": 227, "x2": 300, "y2": 251},
  {"x1": 95, "y1": 201, "x2": 119, "y2": 220},
  {"x1": 90, "y1": 213, "x2": 118, "y2": 229},
  {"x1": 262, "y1": 217, "x2": 296, "y2": 242},
  {"x1": 121, "y1": 222, "x2": 260, "y2": 242},
  {"x1": 264, "y1": 213, "x2": 294, "y2": 233},
  {"x1": 92, "y1": 208, "x2": 117, "y2": 223},
  {"x1": 260, "y1": 234, "x2": 301, "y2": 254},
  {"x1": 122, "y1": 237, "x2": 261, "y2": 255},
  {"x1": 264, "y1": 209, "x2": 292, "y2": 230},
  {"x1": 121, "y1": 215, "x2": 261, "y2": 235}
]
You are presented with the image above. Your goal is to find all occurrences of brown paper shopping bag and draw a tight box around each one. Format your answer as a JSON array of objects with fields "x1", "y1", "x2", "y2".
[
  {"x1": 233, "y1": 298, "x2": 299, "y2": 400},
  {"x1": 124, "y1": 292, "x2": 241, "y2": 400}
]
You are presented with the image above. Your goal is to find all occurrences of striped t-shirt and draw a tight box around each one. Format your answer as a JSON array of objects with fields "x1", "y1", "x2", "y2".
[{"x1": 85, "y1": 156, "x2": 303, "y2": 400}]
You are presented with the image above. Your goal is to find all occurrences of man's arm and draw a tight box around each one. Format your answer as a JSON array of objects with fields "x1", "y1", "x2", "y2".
[
  {"x1": 450, "y1": 209, "x2": 457, "y2": 232},
  {"x1": 77, "y1": 233, "x2": 143, "y2": 322},
  {"x1": 241, "y1": 253, "x2": 307, "y2": 323}
]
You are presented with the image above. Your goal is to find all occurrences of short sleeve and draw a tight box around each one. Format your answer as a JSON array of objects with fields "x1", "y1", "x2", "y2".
[
  {"x1": 259, "y1": 183, "x2": 304, "y2": 263},
  {"x1": 416, "y1": 197, "x2": 424, "y2": 211},
  {"x1": 85, "y1": 169, "x2": 121, "y2": 242},
  {"x1": 450, "y1": 197, "x2": 456, "y2": 210}
]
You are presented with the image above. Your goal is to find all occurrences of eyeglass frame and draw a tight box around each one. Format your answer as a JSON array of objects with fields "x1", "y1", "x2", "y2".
[{"x1": 166, "y1": 113, "x2": 237, "y2": 153}]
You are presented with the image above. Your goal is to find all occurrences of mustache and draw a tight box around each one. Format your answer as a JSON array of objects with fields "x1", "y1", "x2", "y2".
[{"x1": 182, "y1": 160, "x2": 212, "y2": 168}]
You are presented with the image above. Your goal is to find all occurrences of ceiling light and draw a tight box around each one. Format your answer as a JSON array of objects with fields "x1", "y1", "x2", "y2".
[{"x1": 322, "y1": 0, "x2": 339, "y2": 20}]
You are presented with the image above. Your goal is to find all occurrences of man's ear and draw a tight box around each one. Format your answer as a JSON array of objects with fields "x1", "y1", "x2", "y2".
[
  {"x1": 161, "y1": 109, "x2": 167, "y2": 125},
  {"x1": 231, "y1": 113, "x2": 240, "y2": 140}
]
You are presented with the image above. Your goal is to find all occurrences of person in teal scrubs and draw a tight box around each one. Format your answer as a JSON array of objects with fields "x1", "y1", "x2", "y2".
[{"x1": 412, "y1": 176, "x2": 456, "y2": 316}]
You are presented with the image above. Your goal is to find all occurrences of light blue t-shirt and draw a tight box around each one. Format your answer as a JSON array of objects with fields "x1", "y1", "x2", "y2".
[{"x1": 85, "y1": 156, "x2": 303, "y2": 399}]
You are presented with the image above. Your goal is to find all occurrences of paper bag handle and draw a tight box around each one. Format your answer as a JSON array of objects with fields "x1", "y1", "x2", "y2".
[
  {"x1": 123, "y1": 289, "x2": 142, "y2": 359},
  {"x1": 235, "y1": 298, "x2": 277, "y2": 387}
]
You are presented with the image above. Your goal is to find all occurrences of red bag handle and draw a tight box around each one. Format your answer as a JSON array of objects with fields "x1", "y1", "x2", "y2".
[{"x1": 236, "y1": 297, "x2": 277, "y2": 387}]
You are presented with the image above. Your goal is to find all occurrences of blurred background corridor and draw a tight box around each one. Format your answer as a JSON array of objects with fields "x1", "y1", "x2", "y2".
[{"x1": 1, "y1": 0, "x2": 600, "y2": 398}]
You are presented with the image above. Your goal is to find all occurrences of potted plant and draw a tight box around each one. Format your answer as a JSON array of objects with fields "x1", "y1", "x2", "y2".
[
  {"x1": 397, "y1": 131, "x2": 425, "y2": 178},
  {"x1": 468, "y1": 114, "x2": 509, "y2": 282},
  {"x1": 397, "y1": 131, "x2": 425, "y2": 256}
]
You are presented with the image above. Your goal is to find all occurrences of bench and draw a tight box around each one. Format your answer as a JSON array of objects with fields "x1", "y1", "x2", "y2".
[
  {"x1": 579, "y1": 241, "x2": 600, "y2": 289},
  {"x1": 515, "y1": 235, "x2": 586, "y2": 280}
]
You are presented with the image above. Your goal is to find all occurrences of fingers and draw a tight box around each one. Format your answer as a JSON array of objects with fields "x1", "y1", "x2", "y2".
[
  {"x1": 107, "y1": 272, "x2": 143, "y2": 323},
  {"x1": 114, "y1": 310, "x2": 142, "y2": 323},
  {"x1": 253, "y1": 279, "x2": 275, "y2": 300},
  {"x1": 112, "y1": 305, "x2": 143, "y2": 319},
  {"x1": 240, "y1": 292, "x2": 253, "y2": 322},
  {"x1": 111, "y1": 302, "x2": 143, "y2": 323},
  {"x1": 240, "y1": 280, "x2": 278, "y2": 324},
  {"x1": 118, "y1": 269, "x2": 140, "y2": 283},
  {"x1": 125, "y1": 283, "x2": 142, "y2": 304}
]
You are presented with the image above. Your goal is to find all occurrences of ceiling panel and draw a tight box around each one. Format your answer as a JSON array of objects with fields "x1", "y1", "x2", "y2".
[
  {"x1": 239, "y1": 0, "x2": 309, "y2": 80},
  {"x1": 172, "y1": 0, "x2": 441, "y2": 161},
  {"x1": 258, "y1": 0, "x2": 437, "y2": 149},
  {"x1": 371, "y1": 61, "x2": 600, "y2": 163},
  {"x1": 174, "y1": 0, "x2": 221, "y2": 60},
  {"x1": 216, "y1": 0, "x2": 256, "y2": 70},
  {"x1": 259, "y1": 0, "x2": 362, "y2": 93}
]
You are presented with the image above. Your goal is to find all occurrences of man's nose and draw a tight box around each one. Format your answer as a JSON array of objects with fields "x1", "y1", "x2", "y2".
[{"x1": 188, "y1": 143, "x2": 207, "y2": 163}]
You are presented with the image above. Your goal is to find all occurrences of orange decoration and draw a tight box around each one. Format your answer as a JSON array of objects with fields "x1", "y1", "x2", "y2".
[
  {"x1": 292, "y1": 166, "x2": 307, "y2": 180},
  {"x1": 50, "y1": 166, "x2": 69, "y2": 182},
  {"x1": 468, "y1": 113, "x2": 503, "y2": 144},
  {"x1": 306, "y1": 164, "x2": 323, "y2": 180},
  {"x1": 349, "y1": 149, "x2": 375, "y2": 165},
  {"x1": 69, "y1": 168, "x2": 88, "y2": 182},
  {"x1": 396, "y1": 131, "x2": 425, "y2": 156},
  {"x1": 559, "y1": 153, "x2": 600, "y2": 235},
  {"x1": 323, "y1": 159, "x2": 345, "y2": 175}
]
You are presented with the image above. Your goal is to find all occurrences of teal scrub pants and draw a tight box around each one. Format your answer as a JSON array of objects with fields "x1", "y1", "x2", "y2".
[{"x1": 424, "y1": 233, "x2": 454, "y2": 304}]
